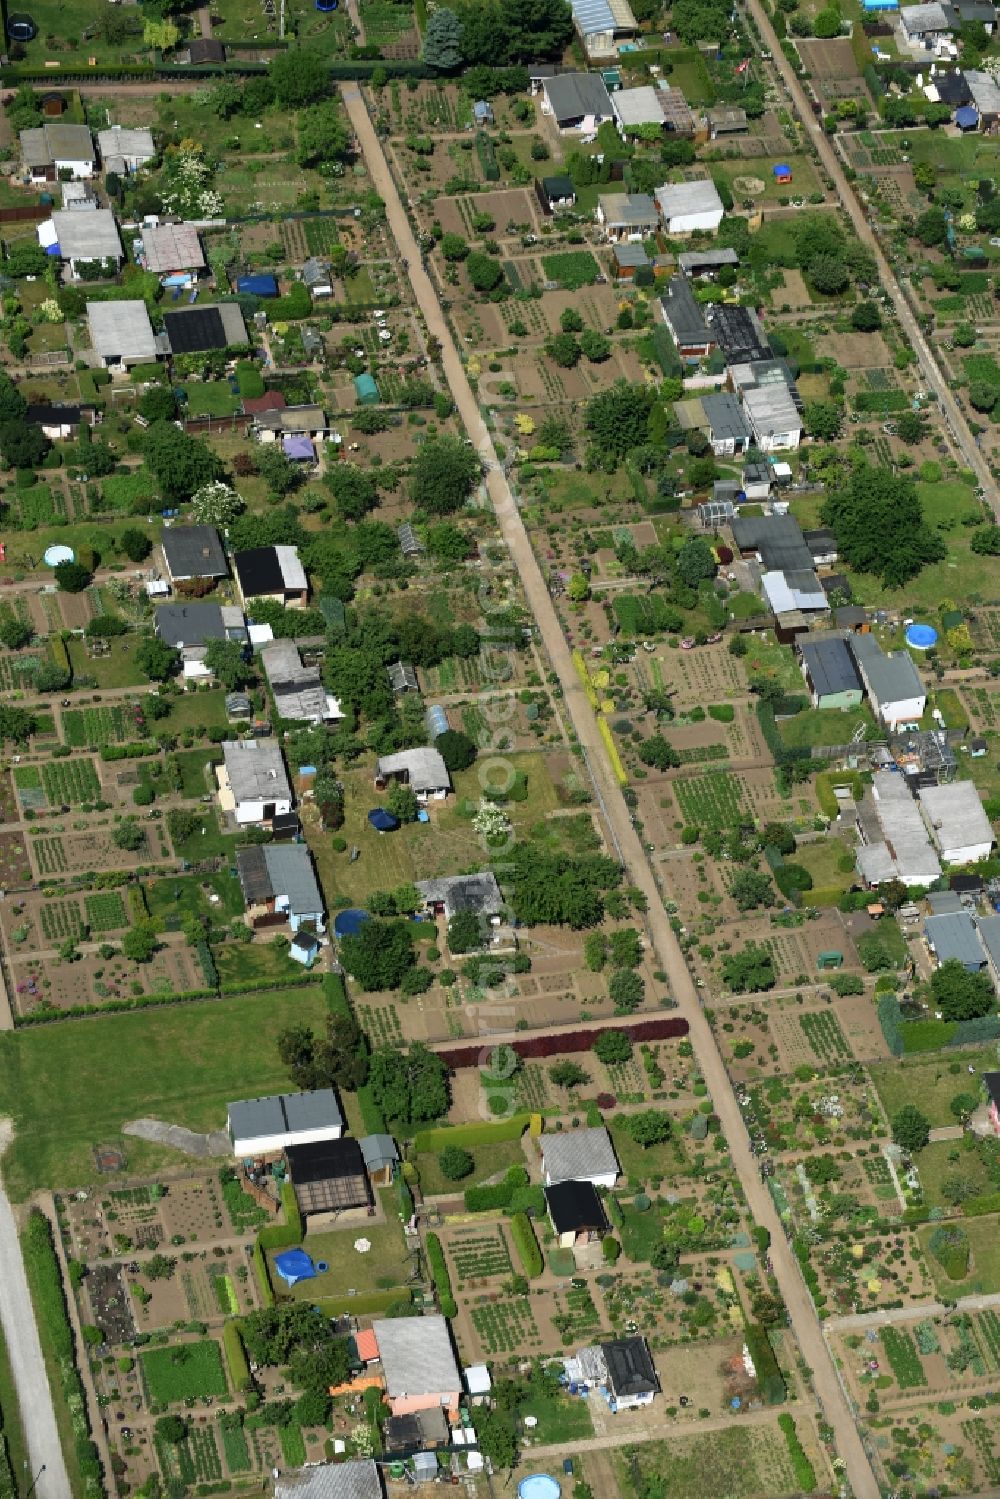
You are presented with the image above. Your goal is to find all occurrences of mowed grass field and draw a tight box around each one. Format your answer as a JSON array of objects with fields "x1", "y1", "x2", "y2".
[
  {"x1": 870, "y1": 1046, "x2": 1000, "y2": 1129},
  {"x1": 0, "y1": 989, "x2": 329, "y2": 1197}
]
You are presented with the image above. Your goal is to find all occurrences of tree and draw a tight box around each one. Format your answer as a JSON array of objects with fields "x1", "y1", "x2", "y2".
[
  {"x1": 190, "y1": 480, "x2": 244, "y2": 527},
  {"x1": 952, "y1": 322, "x2": 977, "y2": 348},
  {"x1": 971, "y1": 525, "x2": 1000, "y2": 555},
  {"x1": 969, "y1": 383, "x2": 998, "y2": 415},
  {"x1": 4, "y1": 243, "x2": 49, "y2": 279},
  {"x1": 609, "y1": 968, "x2": 644, "y2": 1013},
  {"x1": 340, "y1": 918, "x2": 415, "y2": 991},
  {"x1": 120, "y1": 528, "x2": 151, "y2": 563},
  {"x1": 113, "y1": 820, "x2": 146, "y2": 852},
  {"x1": 289, "y1": 1338, "x2": 351, "y2": 1396},
  {"x1": 805, "y1": 400, "x2": 843, "y2": 441},
  {"x1": 585, "y1": 381, "x2": 655, "y2": 464},
  {"x1": 477, "y1": 1410, "x2": 517, "y2": 1470},
  {"x1": 930, "y1": 959, "x2": 994, "y2": 1021},
  {"x1": 567, "y1": 572, "x2": 590, "y2": 601},
  {"x1": 256, "y1": 445, "x2": 301, "y2": 497},
  {"x1": 411, "y1": 437, "x2": 480, "y2": 515},
  {"x1": 426, "y1": 522, "x2": 469, "y2": 565},
  {"x1": 721, "y1": 943, "x2": 776, "y2": 992},
  {"x1": 139, "y1": 386, "x2": 178, "y2": 423},
  {"x1": 143, "y1": 422, "x2": 223, "y2": 504},
  {"x1": 327, "y1": 464, "x2": 378, "y2": 521},
  {"x1": 136, "y1": 635, "x2": 180, "y2": 682},
  {"x1": 423, "y1": 5, "x2": 464, "y2": 67},
  {"x1": 122, "y1": 924, "x2": 157, "y2": 963},
  {"x1": 580, "y1": 328, "x2": 610, "y2": 363},
  {"x1": 950, "y1": 1091, "x2": 980, "y2": 1122},
  {"x1": 447, "y1": 909, "x2": 483, "y2": 954},
  {"x1": 549, "y1": 1060, "x2": 589, "y2": 1088},
  {"x1": 55, "y1": 560, "x2": 92, "y2": 593},
  {"x1": 892, "y1": 1104, "x2": 930, "y2": 1153},
  {"x1": 204, "y1": 639, "x2": 254, "y2": 691},
  {"x1": 649, "y1": 1239, "x2": 679, "y2": 1272},
  {"x1": 638, "y1": 733, "x2": 679, "y2": 771},
  {"x1": 808, "y1": 254, "x2": 850, "y2": 294},
  {"x1": 369, "y1": 1042, "x2": 449, "y2": 1125},
  {"x1": 594, "y1": 1030, "x2": 632, "y2": 1064},
  {"x1": 941, "y1": 1173, "x2": 979, "y2": 1206},
  {"x1": 821, "y1": 465, "x2": 945, "y2": 586},
  {"x1": 915, "y1": 207, "x2": 948, "y2": 246},
  {"x1": 453, "y1": 0, "x2": 573, "y2": 63},
  {"x1": 296, "y1": 102, "x2": 350, "y2": 168},
  {"x1": 155, "y1": 1416, "x2": 187, "y2": 1445},
  {"x1": 546, "y1": 332, "x2": 580, "y2": 368},
  {"x1": 144, "y1": 17, "x2": 179, "y2": 48},
  {"x1": 439, "y1": 1145, "x2": 474, "y2": 1180},
  {"x1": 0, "y1": 611, "x2": 32, "y2": 651},
  {"x1": 896, "y1": 409, "x2": 925, "y2": 444},
  {"x1": 270, "y1": 49, "x2": 330, "y2": 106},
  {"x1": 730, "y1": 870, "x2": 776, "y2": 912},
  {"x1": 278, "y1": 1012, "x2": 369, "y2": 1093},
  {"x1": 914, "y1": 161, "x2": 937, "y2": 194},
  {"x1": 851, "y1": 301, "x2": 882, "y2": 331},
  {"x1": 466, "y1": 251, "x2": 504, "y2": 293},
  {"x1": 624, "y1": 1110, "x2": 671, "y2": 1147},
  {"x1": 676, "y1": 536, "x2": 716, "y2": 587},
  {"x1": 0, "y1": 373, "x2": 26, "y2": 423},
  {"x1": 386, "y1": 782, "x2": 419, "y2": 824},
  {"x1": 560, "y1": 308, "x2": 584, "y2": 333},
  {"x1": 435, "y1": 728, "x2": 477, "y2": 770},
  {"x1": 0, "y1": 421, "x2": 48, "y2": 470},
  {"x1": 0, "y1": 706, "x2": 35, "y2": 743}
]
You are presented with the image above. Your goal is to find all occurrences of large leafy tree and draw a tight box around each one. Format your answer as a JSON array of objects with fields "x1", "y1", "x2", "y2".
[
  {"x1": 369, "y1": 1041, "x2": 449, "y2": 1125},
  {"x1": 339, "y1": 917, "x2": 415, "y2": 991},
  {"x1": 892, "y1": 1104, "x2": 930, "y2": 1153},
  {"x1": 930, "y1": 959, "x2": 994, "y2": 1021},
  {"x1": 269, "y1": 49, "x2": 329, "y2": 106},
  {"x1": 453, "y1": 0, "x2": 573, "y2": 63},
  {"x1": 821, "y1": 465, "x2": 945, "y2": 587},
  {"x1": 326, "y1": 464, "x2": 378, "y2": 521},
  {"x1": 411, "y1": 436, "x2": 480, "y2": 515},
  {"x1": 135, "y1": 635, "x2": 180, "y2": 681},
  {"x1": 585, "y1": 381, "x2": 655, "y2": 463},
  {"x1": 0, "y1": 422, "x2": 48, "y2": 470},
  {"x1": 204, "y1": 639, "x2": 254, "y2": 691},
  {"x1": 721, "y1": 943, "x2": 776, "y2": 992},
  {"x1": 143, "y1": 421, "x2": 223, "y2": 504},
  {"x1": 296, "y1": 102, "x2": 350, "y2": 168},
  {"x1": 0, "y1": 372, "x2": 26, "y2": 423},
  {"x1": 278, "y1": 1013, "x2": 369, "y2": 1091}
]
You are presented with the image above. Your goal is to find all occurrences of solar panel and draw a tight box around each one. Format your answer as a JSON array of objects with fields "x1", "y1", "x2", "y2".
[{"x1": 164, "y1": 306, "x2": 227, "y2": 354}]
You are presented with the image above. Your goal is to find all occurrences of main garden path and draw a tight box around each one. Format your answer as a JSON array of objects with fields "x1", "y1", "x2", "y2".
[
  {"x1": 740, "y1": 0, "x2": 997, "y2": 506},
  {"x1": 0, "y1": 1128, "x2": 71, "y2": 1499},
  {"x1": 341, "y1": 80, "x2": 881, "y2": 1499}
]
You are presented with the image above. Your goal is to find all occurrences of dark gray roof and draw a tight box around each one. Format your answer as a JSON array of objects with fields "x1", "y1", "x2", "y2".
[
  {"x1": 799, "y1": 638, "x2": 862, "y2": 699},
  {"x1": 155, "y1": 602, "x2": 226, "y2": 648},
  {"x1": 542, "y1": 72, "x2": 614, "y2": 123},
  {"x1": 360, "y1": 1133, "x2": 399, "y2": 1170},
  {"x1": 850, "y1": 634, "x2": 924, "y2": 707},
  {"x1": 925, "y1": 912, "x2": 986, "y2": 969},
  {"x1": 601, "y1": 1336, "x2": 658, "y2": 1398},
  {"x1": 678, "y1": 247, "x2": 740, "y2": 273},
  {"x1": 701, "y1": 391, "x2": 750, "y2": 443},
  {"x1": 707, "y1": 303, "x2": 771, "y2": 363},
  {"x1": 545, "y1": 1180, "x2": 608, "y2": 1234},
  {"x1": 414, "y1": 872, "x2": 503, "y2": 918},
  {"x1": 660, "y1": 276, "x2": 711, "y2": 346},
  {"x1": 161, "y1": 524, "x2": 227, "y2": 580},
  {"x1": 235, "y1": 843, "x2": 322, "y2": 918},
  {"x1": 730, "y1": 514, "x2": 813, "y2": 572},
  {"x1": 227, "y1": 1088, "x2": 342, "y2": 1143}
]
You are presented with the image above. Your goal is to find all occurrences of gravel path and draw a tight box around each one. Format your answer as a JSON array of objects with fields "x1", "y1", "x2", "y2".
[{"x1": 0, "y1": 1123, "x2": 71, "y2": 1499}]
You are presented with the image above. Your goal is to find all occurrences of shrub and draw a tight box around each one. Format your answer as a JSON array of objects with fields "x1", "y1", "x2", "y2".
[
  {"x1": 425, "y1": 1232, "x2": 457, "y2": 1316},
  {"x1": 778, "y1": 1414, "x2": 816, "y2": 1491},
  {"x1": 744, "y1": 1323, "x2": 785, "y2": 1404},
  {"x1": 439, "y1": 1145, "x2": 474, "y2": 1181},
  {"x1": 510, "y1": 1212, "x2": 543, "y2": 1278}
]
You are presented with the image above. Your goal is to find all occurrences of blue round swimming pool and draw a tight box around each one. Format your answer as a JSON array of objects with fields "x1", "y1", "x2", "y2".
[
  {"x1": 905, "y1": 623, "x2": 938, "y2": 650},
  {"x1": 518, "y1": 1478, "x2": 561, "y2": 1499}
]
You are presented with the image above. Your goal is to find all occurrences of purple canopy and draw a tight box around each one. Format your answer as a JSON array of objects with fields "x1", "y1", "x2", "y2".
[{"x1": 283, "y1": 435, "x2": 314, "y2": 461}]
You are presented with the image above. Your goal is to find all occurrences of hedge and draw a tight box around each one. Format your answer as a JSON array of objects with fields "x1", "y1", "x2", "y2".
[
  {"x1": 434, "y1": 1016, "x2": 688, "y2": 1070},
  {"x1": 426, "y1": 1232, "x2": 457, "y2": 1317},
  {"x1": 464, "y1": 1166, "x2": 529, "y2": 1214},
  {"x1": 413, "y1": 1115, "x2": 530, "y2": 1152},
  {"x1": 778, "y1": 1414, "x2": 816, "y2": 1492},
  {"x1": 510, "y1": 1212, "x2": 543, "y2": 1278},
  {"x1": 757, "y1": 701, "x2": 813, "y2": 770},
  {"x1": 878, "y1": 999, "x2": 1000, "y2": 1056},
  {"x1": 222, "y1": 1320, "x2": 252, "y2": 1392},
  {"x1": 21, "y1": 1211, "x2": 104, "y2": 1497},
  {"x1": 252, "y1": 1240, "x2": 274, "y2": 1306},
  {"x1": 876, "y1": 992, "x2": 904, "y2": 1057},
  {"x1": 100, "y1": 741, "x2": 159, "y2": 761},
  {"x1": 744, "y1": 1322, "x2": 785, "y2": 1404}
]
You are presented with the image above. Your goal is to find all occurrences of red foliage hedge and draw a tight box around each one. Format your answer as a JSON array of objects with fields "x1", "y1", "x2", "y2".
[{"x1": 435, "y1": 1015, "x2": 689, "y2": 1070}]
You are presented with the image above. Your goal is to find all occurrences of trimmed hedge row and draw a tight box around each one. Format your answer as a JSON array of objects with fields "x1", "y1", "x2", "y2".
[
  {"x1": 258, "y1": 1182, "x2": 303, "y2": 1251},
  {"x1": 434, "y1": 1016, "x2": 689, "y2": 1070},
  {"x1": 778, "y1": 1413, "x2": 816, "y2": 1492},
  {"x1": 21, "y1": 1211, "x2": 104, "y2": 1497},
  {"x1": 222, "y1": 1320, "x2": 252, "y2": 1392},
  {"x1": 426, "y1": 1233, "x2": 457, "y2": 1317},
  {"x1": 464, "y1": 1166, "x2": 528, "y2": 1213},
  {"x1": 877, "y1": 994, "x2": 1000, "y2": 1055},
  {"x1": 252, "y1": 1240, "x2": 274, "y2": 1307},
  {"x1": 413, "y1": 1115, "x2": 530, "y2": 1153},
  {"x1": 510, "y1": 1213, "x2": 543, "y2": 1278},
  {"x1": 744, "y1": 1322, "x2": 785, "y2": 1404},
  {"x1": 101, "y1": 741, "x2": 159, "y2": 761}
]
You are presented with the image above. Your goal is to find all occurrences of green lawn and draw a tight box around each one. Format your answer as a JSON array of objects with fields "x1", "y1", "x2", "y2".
[
  {"x1": 915, "y1": 1138, "x2": 992, "y2": 1212},
  {"x1": 169, "y1": 810, "x2": 240, "y2": 862},
  {"x1": 163, "y1": 690, "x2": 230, "y2": 733},
  {"x1": 184, "y1": 383, "x2": 241, "y2": 418},
  {"x1": 0, "y1": 988, "x2": 329, "y2": 1197},
  {"x1": 67, "y1": 637, "x2": 148, "y2": 690},
  {"x1": 518, "y1": 1388, "x2": 594, "y2": 1444},
  {"x1": 919, "y1": 1214, "x2": 1000, "y2": 1297},
  {"x1": 413, "y1": 1139, "x2": 526, "y2": 1196},
  {"x1": 609, "y1": 1120, "x2": 690, "y2": 1185},
  {"x1": 778, "y1": 705, "x2": 877, "y2": 749},
  {"x1": 870, "y1": 1048, "x2": 1000, "y2": 1129},
  {"x1": 216, "y1": 942, "x2": 302, "y2": 988},
  {"x1": 173, "y1": 748, "x2": 223, "y2": 798},
  {"x1": 0, "y1": 1323, "x2": 28, "y2": 1490},
  {"x1": 269, "y1": 1206, "x2": 410, "y2": 1300},
  {"x1": 712, "y1": 154, "x2": 822, "y2": 207},
  {"x1": 741, "y1": 635, "x2": 805, "y2": 695},
  {"x1": 145, "y1": 871, "x2": 245, "y2": 926},
  {"x1": 617, "y1": 1424, "x2": 803, "y2": 1499},
  {"x1": 791, "y1": 836, "x2": 855, "y2": 896},
  {"x1": 0, "y1": 520, "x2": 160, "y2": 579},
  {"x1": 140, "y1": 1340, "x2": 228, "y2": 1404}
]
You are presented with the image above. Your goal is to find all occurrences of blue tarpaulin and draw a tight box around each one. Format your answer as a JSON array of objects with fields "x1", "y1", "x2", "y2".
[
  {"x1": 274, "y1": 1249, "x2": 318, "y2": 1286},
  {"x1": 955, "y1": 106, "x2": 979, "y2": 130},
  {"x1": 368, "y1": 808, "x2": 400, "y2": 832}
]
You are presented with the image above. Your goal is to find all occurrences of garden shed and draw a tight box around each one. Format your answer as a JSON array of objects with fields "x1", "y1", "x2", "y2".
[{"x1": 354, "y1": 372, "x2": 380, "y2": 404}]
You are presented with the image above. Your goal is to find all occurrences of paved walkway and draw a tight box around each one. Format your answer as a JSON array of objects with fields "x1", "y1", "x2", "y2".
[
  {"x1": 0, "y1": 1128, "x2": 71, "y2": 1499},
  {"x1": 341, "y1": 80, "x2": 879, "y2": 1499}
]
